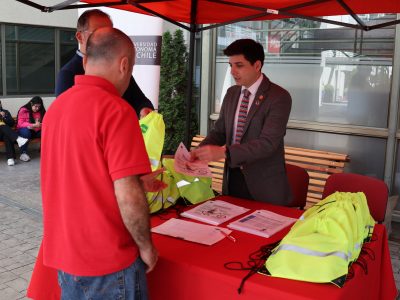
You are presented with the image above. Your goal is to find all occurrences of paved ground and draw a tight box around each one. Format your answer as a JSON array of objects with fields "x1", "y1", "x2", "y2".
[
  {"x1": 0, "y1": 149, "x2": 399, "y2": 299},
  {"x1": 0, "y1": 150, "x2": 42, "y2": 300}
]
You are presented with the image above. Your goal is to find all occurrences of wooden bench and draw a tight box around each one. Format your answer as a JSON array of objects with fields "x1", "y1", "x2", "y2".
[
  {"x1": 0, "y1": 117, "x2": 41, "y2": 150},
  {"x1": 191, "y1": 135, "x2": 349, "y2": 207}
]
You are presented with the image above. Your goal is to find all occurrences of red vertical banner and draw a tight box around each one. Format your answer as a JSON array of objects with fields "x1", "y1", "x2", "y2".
[{"x1": 268, "y1": 33, "x2": 281, "y2": 54}]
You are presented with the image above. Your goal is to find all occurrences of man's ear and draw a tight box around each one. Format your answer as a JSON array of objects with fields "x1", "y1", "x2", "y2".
[
  {"x1": 119, "y1": 56, "x2": 129, "y2": 76},
  {"x1": 255, "y1": 60, "x2": 262, "y2": 72},
  {"x1": 76, "y1": 31, "x2": 83, "y2": 45}
]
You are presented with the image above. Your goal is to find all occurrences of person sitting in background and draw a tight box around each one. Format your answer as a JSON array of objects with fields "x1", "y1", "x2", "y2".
[
  {"x1": 0, "y1": 100, "x2": 28, "y2": 166},
  {"x1": 16, "y1": 96, "x2": 46, "y2": 162}
]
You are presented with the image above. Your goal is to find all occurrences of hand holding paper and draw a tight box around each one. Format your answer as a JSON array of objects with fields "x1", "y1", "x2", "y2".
[
  {"x1": 190, "y1": 145, "x2": 226, "y2": 163},
  {"x1": 174, "y1": 143, "x2": 212, "y2": 177}
]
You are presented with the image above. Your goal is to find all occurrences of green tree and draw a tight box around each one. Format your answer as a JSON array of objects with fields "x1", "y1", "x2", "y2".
[{"x1": 159, "y1": 30, "x2": 198, "y2": 154}]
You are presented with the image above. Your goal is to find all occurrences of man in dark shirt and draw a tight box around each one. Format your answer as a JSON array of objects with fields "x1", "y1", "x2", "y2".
[{"x1": 55, "y1": 9, "x2": 154, "y2": 119}]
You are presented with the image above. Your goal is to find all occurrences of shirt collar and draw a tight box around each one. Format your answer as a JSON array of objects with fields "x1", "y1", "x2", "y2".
[
  {"x1": 241, "y1": 73, "x2": 263, "y2": 96},
  {"x1": 74, "y1": 75, "x2": 120, "y2": 97},
  {"x1": 76, "y1": 49, "x2": 84, "y2": 58}
]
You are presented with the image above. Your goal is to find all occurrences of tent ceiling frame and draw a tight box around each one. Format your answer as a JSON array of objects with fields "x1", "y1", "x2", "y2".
[{"x1": 15, "y1": 0, "x2": 400, "y2": 31}]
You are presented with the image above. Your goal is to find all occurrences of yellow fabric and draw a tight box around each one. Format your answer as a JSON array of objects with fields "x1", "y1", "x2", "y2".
[
  {"x1": 147, "y1": 167, "x2": 180, "y2": 213},
  {"x1": 265, "y1": 192, "x2": 375, "y2": 285},
  {"x1": 139, "y1": 112, "x2": 165, "y2": 171},
  {"x1": 139, "y1": 112, "x2": 172, "y2": 213},
  {"x1": 301, "y1": 192, "x2": 375, "y2": 254},
  {"x1": 163, "y1": 158, "x2": 214, "y2": 204}
]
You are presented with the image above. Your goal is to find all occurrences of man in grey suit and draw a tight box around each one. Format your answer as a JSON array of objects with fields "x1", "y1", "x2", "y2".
[{"x1": 191, "y1": 39, "x2": 292, "y2": 205}]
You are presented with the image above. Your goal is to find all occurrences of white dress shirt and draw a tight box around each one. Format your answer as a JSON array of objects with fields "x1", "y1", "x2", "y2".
[{"x1": 232, "y1": 74, "x2": 263, "y2": 144}]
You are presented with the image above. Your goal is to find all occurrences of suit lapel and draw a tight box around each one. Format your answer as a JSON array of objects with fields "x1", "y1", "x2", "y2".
[{"x1": 242, "y1": 75, "x2": 271, "y2": 136}]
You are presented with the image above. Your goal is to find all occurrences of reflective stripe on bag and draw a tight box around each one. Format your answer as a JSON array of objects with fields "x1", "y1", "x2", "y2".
[{"x1": 271, "y1": 244, "x2": 350, "y2": 261}]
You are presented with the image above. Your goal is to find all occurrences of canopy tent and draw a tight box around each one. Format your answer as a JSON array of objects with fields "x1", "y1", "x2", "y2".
[
  {"x1": 16, "y1": 0, "x2": 400, "y2": 30},
  {"x1": 16, "y1": 0, "x2": 400, "y2": 145}
]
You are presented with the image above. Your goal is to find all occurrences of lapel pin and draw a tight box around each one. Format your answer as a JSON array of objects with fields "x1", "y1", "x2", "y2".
[{"x1": 256, "y1": 95, "x2": 264, "y2": 105}]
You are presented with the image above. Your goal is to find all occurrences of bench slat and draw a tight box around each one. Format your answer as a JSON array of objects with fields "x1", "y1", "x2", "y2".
[
  {"x1": 308, "y1": 185, "x2": 324, "y2": 193},
  {"x1": 285, "y1": 154, "x2": 345, "y2": 168},
  {"x1": 285, "y1": 146, "x2": 349, "y2": 160},
  {"x1": 309, "y1": 178, "x2": 327, "y2": 187},
  {"x1": 283, "y1": 161, "x2": 344, "y2": 174}
]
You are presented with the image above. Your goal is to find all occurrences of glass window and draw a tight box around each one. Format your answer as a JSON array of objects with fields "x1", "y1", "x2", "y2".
[
  {"x1": 5, "y1": 25, "x2": 17, "y2": 41},
  {"x1": 5, "y1": 43, "x2": 17, "y2": 94},
  {"x1": 60, "y1": 30, "x2": 77, "y2": 68},
  {"x1": 215, "y1": 15, "x2": 395, "y2": 128},
  {"x1": 19, "y1": 25, "x2": 54, "y2": 42},
  {"x1": 19, "y1": 43, "x2": 55, "y2": 94},
  {"x1": 5, "y1": 25, "x2": 55, "y2": 95},
  {"x1": 285, "y1": 129, "x2": 386, "y2": 179}
]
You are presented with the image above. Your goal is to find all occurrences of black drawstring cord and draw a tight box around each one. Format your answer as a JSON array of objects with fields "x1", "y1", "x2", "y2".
[{"x1": 223, "y1": 242, "x2": 280, "y2": 294}]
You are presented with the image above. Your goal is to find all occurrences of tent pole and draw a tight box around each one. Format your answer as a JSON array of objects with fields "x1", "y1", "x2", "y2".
[
  {"x1": 185, "y1": 30, "x2": 196, "y2": 148},
  {"x1": 184, "y1": 0, "x2": 198, "y2": 148}
]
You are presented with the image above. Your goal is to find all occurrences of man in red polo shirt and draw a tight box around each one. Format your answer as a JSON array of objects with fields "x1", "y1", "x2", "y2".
[{"x1": 41, "y1": 27, "x2": 159, "y2": 299}]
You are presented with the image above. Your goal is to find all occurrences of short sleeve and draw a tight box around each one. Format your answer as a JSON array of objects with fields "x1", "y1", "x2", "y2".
[{"x1": 102, "y1": 99, "x2": 151, "y2": 181}]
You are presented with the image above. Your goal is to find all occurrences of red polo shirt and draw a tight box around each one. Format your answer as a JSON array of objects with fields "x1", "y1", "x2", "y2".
[{"x1": 41, "y1": 75, "x2": 151, "y2": 276}]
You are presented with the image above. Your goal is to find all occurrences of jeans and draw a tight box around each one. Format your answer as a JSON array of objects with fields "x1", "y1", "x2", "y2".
[
  {"x1": 57, "y1": 258, "x2": 148, "y2": 300},
  {"x1": 18, "y1": 128, "x2": 41, "y2": 153}
]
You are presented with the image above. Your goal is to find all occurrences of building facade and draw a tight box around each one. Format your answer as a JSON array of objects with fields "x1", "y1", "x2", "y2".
[{"x1": 0, "y1": 1, "x2": 77, "y2": 115}]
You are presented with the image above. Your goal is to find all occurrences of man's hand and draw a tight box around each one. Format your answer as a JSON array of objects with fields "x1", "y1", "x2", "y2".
[
  {"x1": 139, "y1": 245, "x2": 158, "y2": 273},
  {"x1": 190, "y1": 145, "x2": 226, "y2": 163},
  {"x1": 0, "y1": 111, "x2": 5, "y2": 118},
  {"x1": 140, "y1": 168, "x2": 167, "y2": 192},
  {"x1": 139, "y1": 108, "x2": 153, "y2": 119}
]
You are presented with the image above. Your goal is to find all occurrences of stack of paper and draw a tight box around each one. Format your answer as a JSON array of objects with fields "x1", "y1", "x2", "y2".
[
  {"x1": 181, "y1": 200, "x2": 250, "y2": 225},
  {"x1": 228, "y1": 210, "x2": 297, "y2": 238},
  {"x1": 151, "y1": 218, "x2": 233, "y2": 245}
]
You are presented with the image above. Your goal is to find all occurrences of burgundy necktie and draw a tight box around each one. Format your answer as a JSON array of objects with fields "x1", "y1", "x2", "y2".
[{"x1": 234, "y1": 89, "x2": 251, "y2": 144}]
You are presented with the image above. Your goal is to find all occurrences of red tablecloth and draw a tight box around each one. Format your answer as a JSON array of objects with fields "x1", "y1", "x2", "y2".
[
  {"x1": 148, "y1": 196, "x2": 397, "y2": 300},
  {"x1": 27, "y1": 195, "x2": 398, "y2": 300}
]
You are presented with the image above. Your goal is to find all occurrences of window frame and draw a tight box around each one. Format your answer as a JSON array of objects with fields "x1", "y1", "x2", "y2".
[{"x1": 0, "y1": 23, "x2": 76, "y2": 97}]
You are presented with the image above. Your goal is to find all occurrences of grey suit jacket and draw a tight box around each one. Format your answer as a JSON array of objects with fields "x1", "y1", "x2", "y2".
[{"x1": 202, "y1": 74, "x2": 293, "y2": 205}]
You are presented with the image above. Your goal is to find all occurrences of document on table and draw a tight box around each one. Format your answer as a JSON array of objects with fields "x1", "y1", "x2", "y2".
[
  {"x1": 151, "y1": 218, "x2": 233, "y2": 245},
  {"x1": 174, "y1": 142, "x2": 212, "y2": 177},
  {"x1": 181, "y1": 200, "x2": 250, "y2": 225},
  {"x1": 228, "y1": 210, "x2": 297, "y2": 238}
]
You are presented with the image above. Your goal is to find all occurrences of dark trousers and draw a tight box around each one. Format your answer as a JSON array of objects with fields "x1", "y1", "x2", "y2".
[
  {"x1": 228, "y1": 167, "x2": 253, "y2": 200},
  {"x1": 18, "y1": 128, "x2": 41, "y2": 154},
  {"x1": 0, "y1": 125, "x2": 18, "y2": 159}
]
